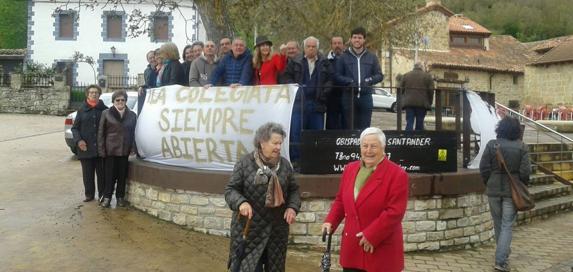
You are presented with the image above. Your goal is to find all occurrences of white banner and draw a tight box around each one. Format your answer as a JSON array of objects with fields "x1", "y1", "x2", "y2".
[{"x1": 135, "y1": 84, "x2": 298, "y2": 171}]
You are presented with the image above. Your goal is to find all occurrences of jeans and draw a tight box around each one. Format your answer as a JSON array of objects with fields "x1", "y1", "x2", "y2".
[
  {"x1": 289, "y1": 99, "x2": 324, "y2": 162},
  {"x1": 341, "y1": 92, "x2": 373, "y2": 130},
  {"x1": 488, "y1": 196, "x2": 516, "y2": 267},
  {"x1": 405, "y1": 107, "x2": 427, "y2": 131}
]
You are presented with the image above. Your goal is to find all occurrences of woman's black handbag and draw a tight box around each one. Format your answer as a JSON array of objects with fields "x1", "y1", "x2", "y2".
[{"x1": 495, "y1": 144, "x2": 535, "y2": 211}]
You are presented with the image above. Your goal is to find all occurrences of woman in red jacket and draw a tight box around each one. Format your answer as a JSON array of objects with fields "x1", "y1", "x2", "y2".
[
  {"x1": 252, "y1": 36, "x2": 286, "y2": 85},
  {"x1": 322, "y1": 127, "x2": 409, "y2": 272}
]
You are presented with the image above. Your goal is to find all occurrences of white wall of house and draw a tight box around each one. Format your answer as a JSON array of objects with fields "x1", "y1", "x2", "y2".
[{"x1": 28, "y1": 0, "x2": 206, "y2": 84}]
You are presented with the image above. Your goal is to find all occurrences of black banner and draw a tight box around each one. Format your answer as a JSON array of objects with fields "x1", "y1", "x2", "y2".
[{"x1": 300, "y1": 130, "x2": 457, "y2": 174}]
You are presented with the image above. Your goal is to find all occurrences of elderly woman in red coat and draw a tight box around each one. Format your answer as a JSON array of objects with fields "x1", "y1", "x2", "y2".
[{"x1": 322, "y1": 127, "x2": 409, "y2": 272}]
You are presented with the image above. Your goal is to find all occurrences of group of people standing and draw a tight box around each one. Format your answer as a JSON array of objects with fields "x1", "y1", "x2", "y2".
[
  {"x1": 72, "y1": 85, "x2": 137, "y2": 208},
  {"x1": 138, "y1": 26, "x2": 384, "y2": 163}
]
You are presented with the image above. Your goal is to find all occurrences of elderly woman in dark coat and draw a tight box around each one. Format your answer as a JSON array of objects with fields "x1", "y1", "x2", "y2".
[
  {"x1": 225, "y1": 122, "x2": 301, "y2": 272},
  {"x1": 71, "y1": 85, "x2": 108, "y2": 202},
  {"x1": 97, "y1": 90, "x2": 137, "y2": 208},
  {"x1": 480, "y1": 116, "x2": 530, "y2": 272}
]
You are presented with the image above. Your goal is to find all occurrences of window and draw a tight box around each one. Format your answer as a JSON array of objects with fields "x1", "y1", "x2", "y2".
[
  {"x1": 102, "y1": 11, "x2": 125, "y2": 41},
  {"x1": 107, "y1": 15, "x2": 122, "y2": 39},
  {"x1": 59, "y1": 14, "x2": 73, "y2": 38},
  {"x1": 450, "y1": 34, "x2": 484, "y2": 48},
  {"x1": 153, "y1": 16, "x2": 169, "y2": 41},
  {"x1": 54, "y1": 11, "x2": 77, "y2": 40}
]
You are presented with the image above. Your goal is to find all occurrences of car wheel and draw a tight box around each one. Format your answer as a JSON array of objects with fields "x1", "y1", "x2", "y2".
[{"x1": 390, "y1": 103, "x2": 397, "y2": 112}]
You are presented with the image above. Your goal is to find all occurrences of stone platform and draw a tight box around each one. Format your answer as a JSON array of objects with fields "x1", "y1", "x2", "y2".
[{"x1": 127, "y1": 160, "x2": 492, "y2": 252}]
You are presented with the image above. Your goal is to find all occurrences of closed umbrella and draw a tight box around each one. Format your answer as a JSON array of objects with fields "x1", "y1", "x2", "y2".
[
  {"x1": 228, "y1": 215, "x2": 252, "y2": 272},
  {"x1": 320, "y1": 230, "x2": 333, "y2": 272}
]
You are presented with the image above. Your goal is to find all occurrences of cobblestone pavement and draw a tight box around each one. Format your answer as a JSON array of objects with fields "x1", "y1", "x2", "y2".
[
  {"x1": 296, "y1": 211, "x2": 573, "y2": 272},
  {"x1": 403, "y1": 211, "x2": 573, "y2": 272}
]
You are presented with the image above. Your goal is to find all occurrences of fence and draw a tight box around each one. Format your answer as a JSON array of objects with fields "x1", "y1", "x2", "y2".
[
  {"x1": 106, "y1": 75, "x2": 140, "y2": 89},
  {"x1": 0, "y1": 73, "x2": 9, "y2": 87},
  {"x1": 20, "y1": 74, "x2": 55, "y2": 88}
]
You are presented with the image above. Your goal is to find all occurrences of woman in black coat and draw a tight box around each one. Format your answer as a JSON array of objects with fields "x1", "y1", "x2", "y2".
[
  {"x1": 97, "y1": 90, "x2": 137, "y2": 208},
  {"x1": 71, "y1": 85, "x2": 108, "y2": 202},
  {"x1": 225, "y1": 122, "x2": 301, "y2": 272}
]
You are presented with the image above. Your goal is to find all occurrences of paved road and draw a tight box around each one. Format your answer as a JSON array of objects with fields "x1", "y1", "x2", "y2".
[{"x1": 1, "y1": 113, "x2": 572, "y2": 272}]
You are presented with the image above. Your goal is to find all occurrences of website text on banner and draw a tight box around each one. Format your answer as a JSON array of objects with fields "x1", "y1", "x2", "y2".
[{"x1": 135, "y1": 84, "x2": 298, "y2": 171}]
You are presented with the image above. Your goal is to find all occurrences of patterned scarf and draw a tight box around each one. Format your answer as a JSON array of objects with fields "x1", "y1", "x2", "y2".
[{"x1": 253, "y1": 151, "x2": 285, "y2": 208}]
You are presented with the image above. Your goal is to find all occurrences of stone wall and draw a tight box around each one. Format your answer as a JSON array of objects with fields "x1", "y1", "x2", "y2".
[
  {"x1": 524, "y1": 63, "x2": 573, "y2": 107},
  {"x1": 0, "y1": 74, "x2": 70, "y2": 115},
  {"x1": 430, "y1": 68, "x2": 523, "y2": 106},
  {"x1": 127, "y1": 181, "x2": 493, "y2": 252}
]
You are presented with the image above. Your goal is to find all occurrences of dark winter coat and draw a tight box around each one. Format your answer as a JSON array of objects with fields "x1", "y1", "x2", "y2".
[
  {"x1": 281, "y1": 54, "x2": 332, "y2": 112},
  {"x1": 71, "y1": 100, "x2": 108, "y2": 159},
  {"x1": 143, "y1": 64, "x2": 157, "y2": 88},
  {"x1": 159, "y1": 60, "x2": 186, "y2": 87},
  {"x1": 335, "y1": 48, "x2": 383, "y2": 95},
  {"x1": 210, "y1": 50, "x2": 253, "y2": 86},
  {"x1": 97, "y1": 106, "x2": 137, "y2": 157},
  {"x1": 480, "y1": 138, "x2": 531, "y2": 197},
  {"x1": 225, "y1": 153, "x2": 301, "y2": 272},
  {"x1": 400, "y1": 67, "x2": 434, "y2": 109}
]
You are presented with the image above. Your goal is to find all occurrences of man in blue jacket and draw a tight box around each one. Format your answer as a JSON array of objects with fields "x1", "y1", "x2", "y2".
[
  {"x1": 335, "y1": 27, "x2": 384, "y2": 130},
  {"x1": 208, "y1": 38, "x2": 252, "y2": 87}
]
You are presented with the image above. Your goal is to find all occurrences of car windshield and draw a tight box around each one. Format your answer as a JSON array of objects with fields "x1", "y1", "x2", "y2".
[
  {"x1": 375, "y1": 89, "x2": 390, "y2": 96},
  {"x1": 100, "y1": 94, "x2": 137, "y2": 110}
]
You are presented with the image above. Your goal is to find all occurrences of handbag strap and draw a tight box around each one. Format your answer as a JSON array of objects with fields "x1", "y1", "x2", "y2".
[{"x1": 494, "y1": 142, "x2": 517, "y2": 183}]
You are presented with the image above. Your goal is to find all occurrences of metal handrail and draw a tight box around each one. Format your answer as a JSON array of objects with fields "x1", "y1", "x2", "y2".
[{"x1": 496, "y1": 102, "x2": 573, "y2": 143}]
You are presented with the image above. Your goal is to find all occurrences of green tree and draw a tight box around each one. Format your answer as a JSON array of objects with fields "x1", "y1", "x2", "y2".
[{"x1": 0, "y1": 0, "x2": 27, "y2": 48}]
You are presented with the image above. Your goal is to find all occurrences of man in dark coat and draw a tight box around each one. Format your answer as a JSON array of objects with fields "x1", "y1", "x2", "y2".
[
  {"x1": 335, "y1": 27, "x2": 384, "y2": 130},
  {"x1": 281, "y1": 36, "x2": 332, "y2": 162},
  {"x1": 208, "y1": 38, "x2": 252, "y2": 87},
  {"x1": 138, "y1": 50, "x2": 157, "y2": 114},
  {"x1": 326, "y1": 36, "x2": 345, "y2": 129},
  {"x1": 400, "y1": 62, "x2": 434, "y2": 131}
]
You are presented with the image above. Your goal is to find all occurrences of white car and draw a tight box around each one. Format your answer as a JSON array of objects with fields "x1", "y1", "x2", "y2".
[
  {"x1": 64, "y1": 91, "x2": 138, "y2": 154},
  {"x1": 372, "y1": 88, "x2": 397, "y2": 112}
]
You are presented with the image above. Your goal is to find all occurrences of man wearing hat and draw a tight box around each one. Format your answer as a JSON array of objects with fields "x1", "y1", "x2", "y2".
[
  {"x1": 282, "y1": 36, "x2": 333, "y2": 163},
  {"x1": 208, "y1": 38, "x2": 253, "y2": 87},
  {"x1": 400, "y1": 62, "x2": 435, "y2": 131},
  {"x1": 252, "y1": 36, "x2": 287, "y2": 85}
]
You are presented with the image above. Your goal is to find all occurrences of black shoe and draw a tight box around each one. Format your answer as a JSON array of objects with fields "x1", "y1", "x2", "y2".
[
  {"x1": 100, "y1": 198, "x2": 111, "y2": 208},
  {"x1": 83, "y1": 196, "x2": 95, "y2": 202},
  {"x1": 117, "y1": 198, "x2": 128, "y2": 207},
  {"x1": 494, "y1": 264, "x2": 510, "y2": 272}
]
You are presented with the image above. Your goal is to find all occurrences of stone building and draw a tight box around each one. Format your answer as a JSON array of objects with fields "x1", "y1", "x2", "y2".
[
  {"x1": 381, "y1": 0, "x2": 533, "y2": 106},
  {"x1": 523, "y1": 37, "x2": 573, "y2": 107}
]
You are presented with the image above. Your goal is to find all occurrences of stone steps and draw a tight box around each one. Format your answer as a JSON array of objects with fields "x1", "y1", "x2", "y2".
[
  {"x1": 529, "y1": 173, "x2": 555, "y2": 185},
  {"x1": 528, "y1": 182, "x2": 572, "y2": 201},
  {"x1": 517, "y1": 194, "x2": 573, "y2": 224},
  {"x1": 519, "y1": 143, "x2": 573, "y2": 224}
]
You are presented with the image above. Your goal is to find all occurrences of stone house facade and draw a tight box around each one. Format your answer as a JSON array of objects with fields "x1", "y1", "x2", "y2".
[
  {"x1": 381, "y1": 0, "x2": 531, "y2": 107},
  {"x1": 523, "y1": 38, "x2": 573, "y2": 107}
]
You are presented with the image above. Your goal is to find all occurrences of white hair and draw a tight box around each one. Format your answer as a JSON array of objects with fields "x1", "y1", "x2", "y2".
[
  {"x1": 360, "y1": 127, "x2": 386, "y2": 147},
  {"x1": 303, "y1": 36, "x2": 320, "y2": 49}
]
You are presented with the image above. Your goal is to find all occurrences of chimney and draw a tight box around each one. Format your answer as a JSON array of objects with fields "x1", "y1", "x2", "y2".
[{"x1": 426, "y1": 0, "x2": 442, "y2": 7}]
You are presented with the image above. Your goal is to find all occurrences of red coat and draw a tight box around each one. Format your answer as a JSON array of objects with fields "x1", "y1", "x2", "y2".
[
  {"x1": 254, "y1": 54, "x2": 286, "y2": 85},
  {"x1": 325, "y1": 159, "x2": 409, "y2": 272}
]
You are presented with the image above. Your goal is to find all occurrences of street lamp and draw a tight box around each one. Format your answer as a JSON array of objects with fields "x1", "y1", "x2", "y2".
[{"x1": 110, "y1": 46, "x2": 116, "y2": 57}]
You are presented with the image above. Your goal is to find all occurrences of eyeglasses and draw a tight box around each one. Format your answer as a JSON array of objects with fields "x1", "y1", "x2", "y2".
[{"x1": 114, "y1": 98, "x2": 126, "y2": 102}]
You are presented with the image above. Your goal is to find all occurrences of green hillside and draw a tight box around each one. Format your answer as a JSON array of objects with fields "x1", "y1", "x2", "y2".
[
  {"x1": 0, "y1": 0, "x2": 27, "y2": 49},
  {"x1": 443, "y1": 0, "x2": 573, "y2": 42}
]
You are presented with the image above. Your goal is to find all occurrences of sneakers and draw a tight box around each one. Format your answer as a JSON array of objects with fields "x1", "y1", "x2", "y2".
[{"x1": 494, "y1": 264, "x2": 510, "y2": 272}]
